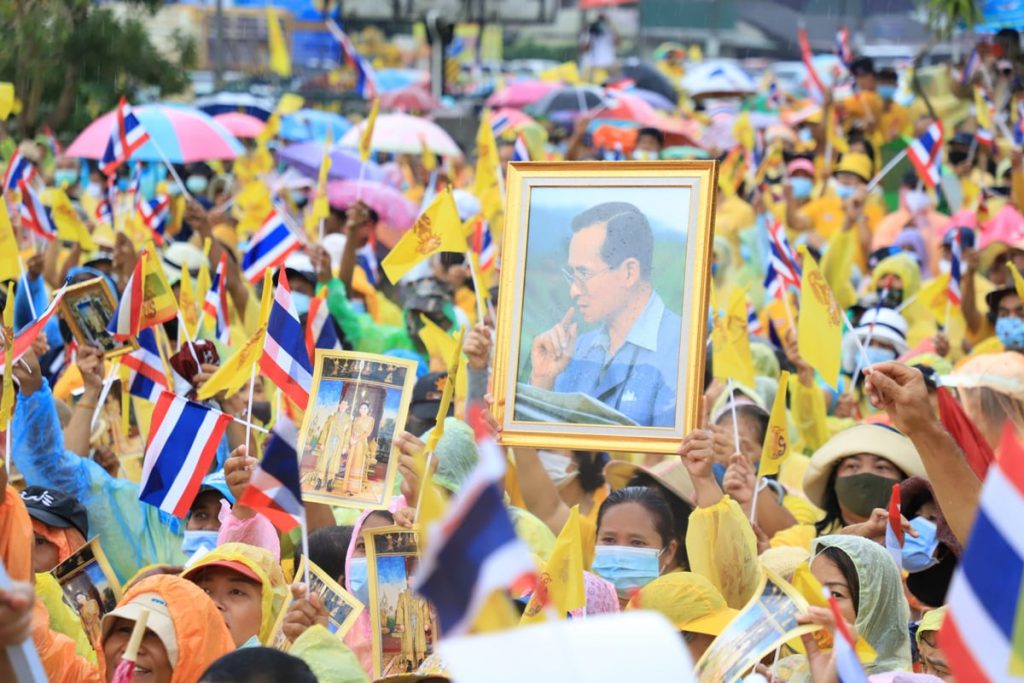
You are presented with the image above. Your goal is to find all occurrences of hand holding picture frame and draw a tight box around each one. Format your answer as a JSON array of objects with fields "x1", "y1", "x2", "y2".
[
  {"x1": 50, "y1": 537, "x2": 121, "y2": 651},
  {"x1": 58, "y1": 277, "x2": 137, "y2": 359},
  {"x1": 267, "y1": 556, "x2": 364, "y2": 651},
  {"x1": 491, "y1": 161, "x2": 716, "y2": 453}
]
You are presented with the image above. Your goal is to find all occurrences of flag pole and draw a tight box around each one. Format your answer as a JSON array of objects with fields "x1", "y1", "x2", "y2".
[
  {"x1": 15, "y1": 255, "x2": 38, "y2": 319},
  {"x1": 176, "y1": 311, "x2": 203, "y2": 368},
  {"x1": 244, "y1": 361, "x2": 257, "y2": 454},
  {"x1": 865, "y1": 148, "x2": 909, "y2": 193},
  {"x1": 750, "y1": 477, "x2": 764, "y2": 525},
  {"x1": 90, "y1": 361, "x2": 119, "y2": 432},
  {"x1": 465, "y1": 251, "x2": 486, "y2": 325},
  {"x1": 146, "y1": 137, "x2": 193, "y2": 201},
  {"x1": 300, "y1": 508, "x2": 312, "y2": 588}
]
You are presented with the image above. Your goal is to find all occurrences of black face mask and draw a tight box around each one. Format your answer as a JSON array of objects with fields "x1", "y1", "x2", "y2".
[
  {"x1": 948, "y1": 149, "x2": 969, "y2": 165},
  {"x1": 162, "y1": 317, "x2": 179, "y2": 344},
  {"x1": 880, "y1": 288, "x2": 904, "y2": 309}
]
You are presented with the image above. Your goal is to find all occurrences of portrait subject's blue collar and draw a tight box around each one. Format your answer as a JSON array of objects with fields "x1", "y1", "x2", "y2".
[{"x1": 579, "y1": 290, "x2": 666, "y2": 361}]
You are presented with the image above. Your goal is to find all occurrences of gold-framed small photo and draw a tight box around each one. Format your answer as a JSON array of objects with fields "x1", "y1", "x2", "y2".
[{"x1": 58, "y1": 277, "x2": 137, "y2": 358}]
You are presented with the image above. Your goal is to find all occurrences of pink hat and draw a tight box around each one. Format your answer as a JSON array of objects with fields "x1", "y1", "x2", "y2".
[
  {"x1": 979, "y1": 204, "x2": 1024, "y2": 251},
  {"x1": 787, "y1": 157, "x2": 815, "y2": 176}
]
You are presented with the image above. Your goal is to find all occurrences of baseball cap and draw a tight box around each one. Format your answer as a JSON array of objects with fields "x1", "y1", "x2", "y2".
[
  {"x1": 197, "y1": 470, "x2": 235, "y2": 505},
  {"x1": 182, "y1": 559, "x2": 261, "y2": 584},
  {"x1": 20, "y1": 486, "x2": 89, "y2": 538},
  {"x1": 410, "y1": 372, "x2": 451, "y2": 421},
  {"x1": 102, "y1": 593, "x2": 180, "y2": 666}
]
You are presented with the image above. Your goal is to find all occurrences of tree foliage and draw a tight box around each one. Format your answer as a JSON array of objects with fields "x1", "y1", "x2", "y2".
[
  {"x1": 0, "y1": 0, "x2": 197, "y2": 137},
  {"x1": 918, "y1": 0, "x2": 982, "y2": 39}
]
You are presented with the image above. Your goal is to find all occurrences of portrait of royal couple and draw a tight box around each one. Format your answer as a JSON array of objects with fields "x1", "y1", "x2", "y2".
[{"x1": 312, "y1": 395, "x2": 377, "y2": 495}]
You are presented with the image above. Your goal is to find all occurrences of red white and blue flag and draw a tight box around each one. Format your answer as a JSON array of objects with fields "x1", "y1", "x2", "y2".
[
  {"x1": 798, "y1": 26, "x2": 827, "y2": 96},
  {"x1": 835, "y1": 27, "x2": 853, "y2": 70},
  {"x1": 907, "y1": 121, "x2": 944, "y2": 189},
  {"x1": 829, "y1": 594, "x2": 869, "y2": 683},
  {"x1": 325, "y1": 17, "x2": 378, "y2": 99},
  {"x1": 241, "y1": 209, "x2": 302, "y2": 284},
  {"x1": 238, "y1": 413, "x2": 304, "y2": 532},
  {"x1": 413, "y1": 405, "x2": 537, "y2": 636},
  {"x1": 948, "y1": 228, "x2": 964, "y2": 306},
  {"x1": 490, "y1": 112, "x2": 511, "y2": 137},
  {"x1": 137, "y1": 194, "x2": 171, "y2": 245},
  {"x1": 259, "y1": 270, "x2": 313, "y2": 410},
  {"x1": 469, "y1": 216, "x2": 496, "y2": 274},
  {"x1": 139, "y1": 391, "x2": 232, "y2": 518},
  {"x1": 120, "y1": 328, "x2": 169, "y2": 402},
  {"x1": 764, "y1": 219, "x2": 801, "y2": 299},
  {"x1": 305, "y1": 294, "x2": 341, "y2": 362},
  {"x1": 960, "y1": 48, "x2": 982, "y2": 87},
  {"x1": 746, "y1": 300, "x2": 764, "y2": 337},
  {"x1": 939, "y1": 426, "x2": 1024, "y2": 682},
  {"x1": 101, "y1": 98, "x2": 151, "y2": 176},
  {"x1": 884, "y1": 483, "x2": 904, "y2": 571},
  {"x1": 203, "y1": 253, "x2": 230, "y2": 343},
  {"x1": 95, "y1": 178, "x2": 115, "y2": 226},
  {"x1": 0, "y1": 290, "x2": 64, "y2": 371},
  {"x1": 356, "y1": 240, "x2": 379, "y2": 287},
  {"x1": 42, "y1": 126, "x2": 62, "y2": 158},
  {"x1": 18, "y1": 180, "x2": 57, "y2": 241},
  {"x1": 3, "y1": 151, "x2": 36, "y2": 192},
  {"x1": 512, "y1": 135, "x2": 530, "y2": 162},
  {"x1": 107, "y1": 250, "x2": 149, "y2": 340}
]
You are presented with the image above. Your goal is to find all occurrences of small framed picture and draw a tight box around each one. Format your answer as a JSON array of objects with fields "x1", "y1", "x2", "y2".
[
  {"x1": 297, "y1": 351, "x2": 418, "y2": 509},
  {"x1": 50, "y1": 537, "x2": 121, "y2": 651},
  {"x1": 58, "y1": 277, "x2": 137, "y2": 358},
  {"x1": 268, "y1": 557, "x2": 364, "y2": 651},
  {"x1": 491, "y1": 161, "x2": 716, "y2": 453},
  {"x1": 365, "y1": 526, "x2": 439, "y2": 679}
]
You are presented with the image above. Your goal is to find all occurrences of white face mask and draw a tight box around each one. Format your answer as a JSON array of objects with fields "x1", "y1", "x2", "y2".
[
  {"x1": 904, "y1": 189, "x2": 932, "y2": 214},
  {"x1": 938, "y1": 259, "x2": 951, "y2": 275},
  {"x1": 537, "y1": 450, "x2": 578, "y2": 489}
]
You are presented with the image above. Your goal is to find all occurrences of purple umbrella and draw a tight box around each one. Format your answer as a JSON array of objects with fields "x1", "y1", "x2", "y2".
[
  {"x1": 327, "y1": 180, "x2": 418, "y2": 242},
  {"x1": 276, "y1": 142, "x2": 384, "y2": 182}
]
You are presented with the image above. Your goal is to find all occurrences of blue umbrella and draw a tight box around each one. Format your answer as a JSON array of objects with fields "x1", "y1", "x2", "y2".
[
  {"x1": 280, "y1": 109, "x2": 353, "y2": 143},
  {"x1": 375, "y1": 68, "x2": 430, "y2": 93}
]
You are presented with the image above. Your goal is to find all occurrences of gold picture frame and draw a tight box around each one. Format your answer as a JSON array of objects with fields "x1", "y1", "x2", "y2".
[
  {"x1": 297, "y1": 350, "x2": 418, "y2": 509},
  {"x1": 267, "y1": 556, "x2": 364, "y2": 651},
  {"x1": 491, "y1": 161, "x2": 717, "y2": 453},
  {"x1": 58, "y1": 277, "x2": 138, "y2": 359},
  {"x1": 50, "y1": 537, "x2": 122, "y2": 651},
  {"x1": 364, "y1": 525, "x2": 439, "y2": 679}
]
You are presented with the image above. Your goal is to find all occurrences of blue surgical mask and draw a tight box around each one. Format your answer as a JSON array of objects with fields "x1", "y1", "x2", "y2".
[
  {"x1": 591, "y1": 545, "x2": 661, "y2": 598},
  {"x1": 997, "y1": 316, "x2": 1024, "y2": 350},
  {"x1": 291, "y1": 292, "x2": 311, "y2": 317},
  {"x1": 348, "y1": 557, "x2": 369, "y2": 604},
  {"x1": 186, "y1": 175, "x2": 209, "y2": 195},
  {"x1": 902, "y1": 517, "x2": 940, "y2": 573},
  {"x1": 834, "y1": 183, "x2": 856, "y2": 200},
  {"x1": 54, "y1": 169, "x2": 78, "y2": 188},
  {"x1": 878, "y1": 84, "x2": 897, "y2": 102},
  {"x1": 181, "y1": 530, "x2": 219, "y2": 559},
  {"x1": 864, "y1": 346, "x2": 898, "y2": 367},
  {"x1": 790, "y1": 176, "x2": 814, "y2": 200}
]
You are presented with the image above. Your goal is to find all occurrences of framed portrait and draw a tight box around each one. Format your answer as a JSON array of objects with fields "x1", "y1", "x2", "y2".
[
  {"x1": 268, "y1": 556, "x2": 364, "y2": 651},
  {"x1": 58, "y1": 277, "x2": 137, "y2": 358},
  {"x1": 50, "y1": 537, "x2": 121, "y2": 651},
  {"x1": 365, "y1": 526, "x2": 439, "y2": 679},
  {"x1": 491, "y1": 161, "x2": 716, "y2": 453},
  {"x1": 91, "y1": 381, "x2": 145, "y2": 481},
  {"x1": 297, "y1": 351, "x2": 418, "y2": 509}
]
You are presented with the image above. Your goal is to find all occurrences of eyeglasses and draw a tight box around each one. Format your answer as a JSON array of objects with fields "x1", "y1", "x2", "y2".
[{"x1": 560, "y1": 265, "x2": 614, "y2": 289}]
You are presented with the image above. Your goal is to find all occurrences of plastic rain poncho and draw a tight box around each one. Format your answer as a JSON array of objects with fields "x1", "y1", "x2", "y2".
[
  {"x1": 685, "y1": 496, "x2": 760, "y2": 610},
  {"x1": 290, "y1": 625, "x2": 371, "y2": 683}
]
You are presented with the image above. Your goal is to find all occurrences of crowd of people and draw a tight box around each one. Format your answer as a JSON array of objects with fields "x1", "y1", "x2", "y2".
[{"x1": 0, "y1": 19, "x2": 1023, "y2": 683}]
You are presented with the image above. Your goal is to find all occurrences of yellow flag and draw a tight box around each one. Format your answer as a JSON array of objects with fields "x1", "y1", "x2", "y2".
[
  {"x1": 179, "y1": 267, "x2": 200, "y2": 341},
  {"x1": 539, "y1": 61, "x2": 580, "y2": 84},
  {"x1": 196, "y1": 271, "x2": 273, "y2": 401},
  {"x1": 472, "y1": 592, "x2": 523, "y2": 634},
  {"x1": 0, "y1": 283, "x2": 14, "y2": 430},
  {"x1": 138, "y1": 248, "x2": 179, "y2": 328},
  {"x1": 975, "y1": 85, "x2": 994, "y2": 135},
  {"x1": 276, "y1": 93, "x2": 304, "y2": 116},
  {"x1": 521, "y1": 506, "x2": 585, "y2": 624},
  {"x1": 234, "y1": 180, "x2": 274, "y2": 236},
  {"x1": 473, "y1": 112, "x2": 503, "y2": 224},
  {"x1": 711, "y1": 288, "x2": 756, "y2": 388},
  {"x1": 797, "y1": 245, "x2": 844, "y2": 390},
  {"x1": 1010, "y1": 262, "x2": 1024, "y2": 300},
  {"x1": 0, "y1": 83, "x2": 13, "y2": 121},
  {"x1": 757, "y1": 371, "x2": 791, "y2": 478},
  {"x1": 420, "y1": 133, "x2": 437, "y2": 172},
  {"x1": 418, "y1": 315, "x2": 468, "y2": 400},
  {"x1": 265, "y1": 6, "x2": 292, "y2": 77},
  {"x1": 310, "y1": 132, "x2": 333, "y2": 225},
  {"x1": 359, "y1": 98, "x2": 379, "y2": 163},
  {"x1": 195, "y1": 238, "x2": 212, "y2": 312},
  {"x1": 46, "y1": 189, "x2": 97, "y2": 250},
  {"x1": 381, "y1": 186, "x2": 467, "y2": 283},
  {"x1": 0, "y1": 199, "x2": 21, "y2": 282},
  {"x1": 789, "y1": 562, "x2": 877, "y2": 663},
  {"x1": 733, "y1": 112, "x2": 754, "y2": 154}
]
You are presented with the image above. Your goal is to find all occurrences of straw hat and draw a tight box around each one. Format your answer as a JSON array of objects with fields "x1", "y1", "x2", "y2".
[{"x1": 604, "y1": 458, "x2": 695, "y2": 505}]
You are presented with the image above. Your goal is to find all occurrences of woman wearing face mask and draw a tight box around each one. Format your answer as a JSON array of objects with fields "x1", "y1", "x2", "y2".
[
  {"x1": 867, "y1": 252, "x2": 935, "y2": 346},
  {"x1": 899, "y1": 477, "x2": 961, "y2": 610},
  {"x1": 784, "y1": 157, "x2": 817, "y2": 210},
  {"x1": 790, "y1": 153, "x2": 884, "y2": 243},
  {"x1": 839, "y1": 307, "x2": 910, "y2": 394}
]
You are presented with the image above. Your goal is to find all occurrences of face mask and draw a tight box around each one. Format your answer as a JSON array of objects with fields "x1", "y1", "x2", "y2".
[
  {"x1": 86, "y1": 181, "x2": 102, "y2": 198},
  {"x1": 863, "y1": 345, "x2": 897, "y2": 367},
  {"x1": 186, "y1": 175, "x2": 208, "y2": 195},
  {"x1": 834, "y1": 472, "x2": 899, "y2": 518},
  {"x1": 903, "y1": 517, "x2": 940, "y2": 573},
  {"x1": 798, "y1": 128, "x2": 813, "y2": 142},
  {"x1": 291, "y1": 292, "x2": 311, "y2": 317},
  {"x1": 54, "y1": 169, "x2": 78, "y2": 188},
  {"x1": 181, "y1": 530, "x2": 219, "y2": 559},
  {"x1": 878, "y1": 84, "x2": 897, "y2": 101},
  {"x1": 537, "y1": 450, "x2": 578, "y2": 488},
  {"x1": 348, "y1": 557, "x2": 370, "y2": 605},
  {"x1": 790, "y1": 176, "x2": 814, "y2": 200},
  {"x1": 948, "y1": 149, "x2": 968, "y2": 166},
  {"x1": 879, "y1": 288, "x2": 904, "y2": 308},
  {"x1": 904, "y1": 189, "x2": 931, "y2": 214},
  {"x1": 591, "y1": 545, "x2": 662, "y2": 599},
  {"x1": 997, "y1": 316, "x2": 1024, "y2": 350},
  {"x1": 938, "y1": 259, "x2": 951, "y2": 275},
  {"x1": 834, "y1": 183, "x2": 858, "y2": 201}
]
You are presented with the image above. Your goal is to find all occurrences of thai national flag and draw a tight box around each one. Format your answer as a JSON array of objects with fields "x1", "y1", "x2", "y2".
[
  {"x1": 746, "y1": 300, "x2": 764, "y2": 336},
  {"x1": 413, "y1": 405, "x2": 537, "y2": 636},
  {"x1": 0, "y1": 290, "x2": 64, "y2": 371},
  {"x1": 305, "y1": 294, "x2": 341, "y2": 362},
  {"x1": 238, "y1": 413, "x2": 304, "y2": 531},
  {"x1": 798, "y1": 26, "x2": 827, "y2": 96},
  {"x1": 108, "y1": 250, "x2": 149, "y2": 341},
  {"x1": 325, "y1": 17, "x2": 378, "y2": 99},
  {"x1": 120, "y1": 328, "x2": 169, "y2": 402},
  {"x1": 907, "y1": 121, "x2": 944, "y2": 190},
  {"x1": 835, "y1": 27, "x2": 853, "y2": 70},
  {"x1": 356, "y1": 240, "x2": 379, "y2": 287},
  {"x1": 101, "y1": 98, "x2": 151, "y2": 176},
  {"x1": 960, "y1": 48, "x2": 981, "y2": 87},
  {"x1": 829, "y1": 594, "x2": 869, "y2": 683},
  {"x1": 490, "y1": 112, "x2": 511, "y2": 137},
  {"x1": 470, "y1": 216, "x2": 496, "y2": 274},
  {"x1": 203, "y1": 253, "x2": 230, "y2": 344},
  {"x1": 948, "y1": 228, "x2": 964, "y2": 306},
  {"x1": 884, "y1": 483, "x2": 904, "y2": 571},
  {"x1": 259, "y1": 270, "x2": 313, "y2": 410},
  {"x1": 763, "y1": 219, "x2": 802, "y2": 299},
  {"x1": 139, "y1": 391, "x2": 232, "y2": 518},
  {"x1": 137, "y1": 194, "x2": 171, "y2": 245},
  {"x1": 18, "y1": 180, "x2": 57, "y2": 241},
  {"x1": 241, "y1": 209, "x2": 301, "y2": 284},
  {"x1": 95, "y1": 193, "x2": 114, "y2": 227},
  {"x1": 939, "y1": 427, "x2": 1024, "y2": 682},
  {"x1": 512, "y1": 135, "x2": 530, "y2": 162},
  {"x1": 42, "y1": 126, "x2": 62, "y2": 158},
  {"x1": 3, "y1": 151, "x2": 36, "y2": 192}
]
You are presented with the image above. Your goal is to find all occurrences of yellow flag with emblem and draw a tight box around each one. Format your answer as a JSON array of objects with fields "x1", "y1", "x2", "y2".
[
  {"x1": 0, "y1": 198, "x2": 21, "y2": 282},
  {"x1": 0, "y1": 283, "x2": 14, "y2": 430},
  {"x1": 265, "y1": 6, "x2": 292, "y2": 77},
  {"x1": 418, "y1": 314, "x2": 468, "y2": 402},
  {"x1": 473, "y1": 112, "x2": 503, "y2": 225},
  {"x1": 306, "y1": 132, "x2": 333, "y2": 236},
  {"x1": 711, "y1": 288, "x2": 756, "y2": 388},
  {"x1": 196, "y1": 270, "x2": 273, "y2": 401},
  {"x1": 138, "y1": 244, "x2": 179, "y2": 329},
  {"x1": 381, "y1": 186, "x2": 467, "y2": 283},
  {"x1": 520, "y1": 506, "x2": 585, "y2": 624},
  {"x1": 420, "y1": 133, "x2": 437, "y2": 172},
  {"x1": 359, "y1": 98, "x2": 379, "y2": 163},
  {"x1": 797, "y1": 245, "x2": 844, "y2": 390},
  {"x1": 757, "y1": 370, "x2": 791, "y2": 478},
  {"x1": 46, "y1": 188, "x2": 97, "y2": 250},
  {"x1": 975, "y1": 85, "x2": 995, "y2": 135},
  {"x1": 178, "y1": 266, "x2": 200, "y2": 341}
]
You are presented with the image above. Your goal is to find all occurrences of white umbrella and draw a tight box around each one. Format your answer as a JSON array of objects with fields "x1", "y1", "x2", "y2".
[
  {"x1": 338, "y1": 113, "x2": 463, "y2": 158},
  {"x1": 682, "y1": 61, "x2": 756, "y2": 97}
]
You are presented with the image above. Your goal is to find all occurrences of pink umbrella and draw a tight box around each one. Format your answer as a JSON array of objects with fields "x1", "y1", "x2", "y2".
[
  {"x1": 485, "y1": 80, "x2": 560, "y2": 109},
  {"x1": 601, "y1": 91, "x2": 662, "y2": 124},
  {"x1": 213, "y1": 112, "x2": 266, "y2": 139},
  {"x1": 380, "y1": 86, "x2": 439, "y2": 112},
  {"x1": 339, "y1": 113, "x2": 462, "y2": 157},
  {"x1": 328, "y1": 180, "x2": 418, "y2": 247},
  {"x1": 491, "y1": 108, "x2": 537, "y2": 129}
]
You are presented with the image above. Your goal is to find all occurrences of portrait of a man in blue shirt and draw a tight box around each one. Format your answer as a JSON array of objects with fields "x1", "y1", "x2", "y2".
[{"x1": 528, "y1": 201, "x2": 681, "y2": 427}]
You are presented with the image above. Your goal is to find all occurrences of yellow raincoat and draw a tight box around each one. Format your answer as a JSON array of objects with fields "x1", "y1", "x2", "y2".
[
  {"x1": 685, "y1": 496, "x2": 760, "y2": 609},
  {"x1": 290, "y1": 625, "x2": 371, "y2": 683},
  {"x1": 869, "y1": 253, "x2": 933, "y2": 347}
]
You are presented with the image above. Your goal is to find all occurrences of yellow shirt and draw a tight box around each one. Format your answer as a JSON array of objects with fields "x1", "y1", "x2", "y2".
[{"x1": 799, "y1": 195, "x2": 884, "y2": 243}]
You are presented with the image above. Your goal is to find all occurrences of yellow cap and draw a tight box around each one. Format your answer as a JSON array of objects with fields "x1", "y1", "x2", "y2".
[
  {"x1": 916, "y1": 606, "x2": 946, "y2": 645},
  {"x1": 833, "y1": 153, "x2": 873, "y2": 183},
  {"x1": 626, "y1": 572, "x2": 737, "y2": 636},
  {"x1": 212, "y1": 224, "x2": 239, "y2": 261}
]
